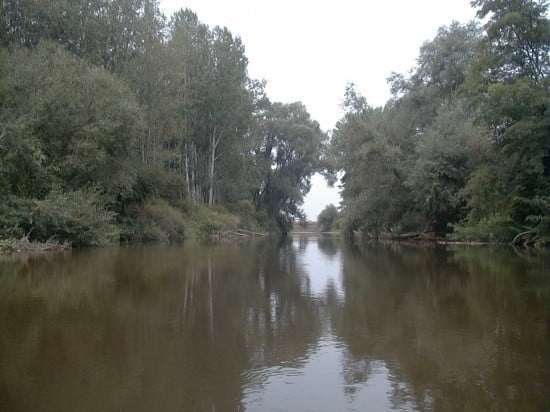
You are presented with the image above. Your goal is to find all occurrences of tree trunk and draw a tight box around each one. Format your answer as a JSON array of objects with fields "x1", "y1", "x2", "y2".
[
  {"x1": 184, "y1": 143, "x2": 190, "y2": 200},
  {"x1": 192, "y1": 143, "x2": 198, "y2": 202},
  {"x1": 209, "y1": 138, "x2": 215, "y2": 206},
  {"x1": 208, "y1": 127, "x2": 220, "y2": 206}
]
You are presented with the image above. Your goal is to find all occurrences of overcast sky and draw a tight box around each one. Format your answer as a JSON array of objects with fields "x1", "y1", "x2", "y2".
[{"x1": 161, "y1": 0, "x2": 477, "y2": 220}]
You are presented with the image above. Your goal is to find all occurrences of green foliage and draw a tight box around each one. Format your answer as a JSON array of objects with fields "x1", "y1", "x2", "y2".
[
  {"x1": 184, "y1": 204, "x2": 240, "y2": 243},
  {"x1": 471, "y1": 0, "x2": 550, "y2": 84},
  {"x1": 253, "y1": 100, "x2": 325, "y2": 233},
  {"x1": 3, "y1": 0, "x2": 545, "y2": 249},
  {"x1": 336, "y1": 37, "x2": 483, "y2": 234},
  {"x1": 526, "y1": 213, "x2": 550, "y2": 247},
  {"x1": 415, "y1": 21, "x2": 482, "y2": 101},
  {"x1": 0, "y1": 196, "x2": 35, "y2": 239},
  {"x1": 129, "y1": 165, "x2": 185, "y2": 203},
  {"x1": 450, "y1": 214, "x2": 520, "y2": 243},
  {"x1": 333, "y1": 11, "x2": 549, "y2": 247},
  {"x1": 457, "y1": 0, "x2": 550, "y2": 243},
  {"x1": 2, "y1": 0, "x2": 166, "y2": 72},
  {"x1": 317, "y1": 204, "x2": 339, "y2": 232},
  {"x1": 164, "y1": 10, "x2": 255, "y2": 206},
  {"x1": 0, "y1": 2, "x2": 323, "y2": 247},
  {"x1": 405, "y1": 101, "x2": 485, "y2": 232},
  {"x1": 1, "y1": 42, "x2": 143, "y2": 198},
  {"x1": 226, "y1": 200, "x2": 266, "y2": 232},
  {"x1": 33, "y1": 188, "x2": 118, "y2": 247},
  {"x1": 121, "y1": 198, "x2": 186, "y2": 244},
  {"x1": 332, "y1": 92, "x2": 412, "y2": 235}
]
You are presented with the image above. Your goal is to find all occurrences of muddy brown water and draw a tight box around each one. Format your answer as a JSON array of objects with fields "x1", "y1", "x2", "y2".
[{"x1": 0, "y1": 236, "x2": 548, "y2": 411}]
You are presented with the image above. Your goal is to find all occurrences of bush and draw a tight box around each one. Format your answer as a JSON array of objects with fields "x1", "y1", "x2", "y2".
[
  {"x1": 130, "y1": 165, "x2": 186, "y2": 204},
  {"x1": 0, "y1": 196, "x2": 35, "y2": 239},
  {"x1": 121, "y1": 198, "x2": 185, "y2": 244},
  {"x1": 144, "y1": 198, "x2": 186, "y2": 240},
  {"x1": 317, "y1": 204, "x2": 338, "y2": 232},
  {"x1": 226, "y1": 200, "x2": 266, "y2": 232},
  {"x1": 449, "y1": 213, "x2": 520, "y2": 243},
  {"x1": 33, "y1": 188, "x2": 118, "y2": 246},
  {"x1": 185, "y1": 204, "x2": 239, "y2": 243},
  {"x1": 2, "y1": 43, "x2": 143, "y2": 199},
  {"x1": 522, "y1": 214, "x2": 550, "y2": 247}
]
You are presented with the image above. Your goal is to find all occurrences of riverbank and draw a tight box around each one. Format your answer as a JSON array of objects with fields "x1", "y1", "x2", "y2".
[
  {"x1": 0, "y1": 200, "x2": 270, "y2": 254},
  {"x1": 351, "y1": 230, "x2": 549, "y2": 248},
  {"x1": 0, "y1": 237, "x2": 71, "y2": 254}
]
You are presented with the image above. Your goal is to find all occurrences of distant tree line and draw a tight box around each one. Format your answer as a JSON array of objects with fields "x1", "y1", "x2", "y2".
[
  {"x1": 330, "y1": 0, "x2": 549, "y2": 246},
  {"x1": 0, "y1": 0, "x2": 326, "y2": 245}
]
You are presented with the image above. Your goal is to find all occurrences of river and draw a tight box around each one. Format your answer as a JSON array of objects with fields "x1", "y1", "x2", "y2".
[{"x1": 0, "y1": 236, "x2": 548, "y2": 411}]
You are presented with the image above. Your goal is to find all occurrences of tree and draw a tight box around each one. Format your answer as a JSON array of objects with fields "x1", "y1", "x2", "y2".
[
  {"x1": 470, "y1": 0, "x2": 550, "y2": 84},
  {"x1": 253, "y1": 101, "x2": 325, "y2": 233},
  {"x1": 0, "y1": 2, "x2": 336, "y2": 241},
  {"x1": 332, "y1": 85, "x2": 412, "y2": 236},
  {"x1": 405, "y1": 101, "x2": 485, "y2": 233},
  {"x1": 2, "y1": 0, "x2": 166, "y2": 73},
  {"x1": 456, "y1": 0, "x2": 550, "y2": 244},
  {"x1": 164, "y1": 10, "x2": 254, "y2": 205},
  {"x1": 0, "y1": 42, "x2": 143, "y2": 199},
  {"x1": 317, "y1": 204, "x2": 338, "y2": 232},
  {"x1": 205, "y1": 26, "x2": 252, "y2": 205},
  {"x1": 332, "y1": 22, "x2": 495, "y2": 238}
]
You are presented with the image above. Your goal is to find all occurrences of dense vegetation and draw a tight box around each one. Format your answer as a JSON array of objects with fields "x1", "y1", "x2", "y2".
[
  {"x1": 317, "y1": 204, "x2": 339, "y2": 232},
  {"x1": 331, "y1": 0, "x2": 549, "y2": 246},
  {"x1": 1, "y1": 0, "x2": 548, "y2": 247},
  {"x1": 0, "y1": 0, "x2": 326, "y2": 245}
]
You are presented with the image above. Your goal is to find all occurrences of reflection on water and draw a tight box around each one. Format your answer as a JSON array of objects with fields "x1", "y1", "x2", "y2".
[
  {"x1": 296, "y1": 235, "x2": 343, "y2": 300},
  {"x1": 0, "y1": 237, "x2": 548, "y2": 411}
]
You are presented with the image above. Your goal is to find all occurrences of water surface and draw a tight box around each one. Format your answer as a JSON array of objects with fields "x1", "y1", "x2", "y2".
[{"x1": 0, "y1": 236, "x2": 548, "y2": 411}]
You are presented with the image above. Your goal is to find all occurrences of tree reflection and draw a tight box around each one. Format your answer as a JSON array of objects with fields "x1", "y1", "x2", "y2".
[
  {"x1": 0, "y1": 241, "x2": 548, "y2": 411},
  {"x1": 316, "y1": 233, "x2": 339, "y2": 256},
  {"x1": 333, "y1": 243, "x2": 550, "y2": 411},
  {"x1": 0, "y1": 240, "x2": 323, "y2": 411}
]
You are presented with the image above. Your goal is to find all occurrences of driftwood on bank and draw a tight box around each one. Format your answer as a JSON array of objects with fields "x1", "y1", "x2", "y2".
[
  {"x1": 380, "y1": 232, "x2": 445, "y2": 242},
  {"x1": 357, "y1": 231, "x2": 492, "y2": 245},
  {"x1": 234, "y1": 229, "x2": 266, "y2": 237},
  {"x1": 0, "y1": 236, "x2": 71, "y2": 254},
  {"x1": 214, "y1": 228, "x2": 267, "y2": 240},
  {"x1": 512, "y1": 230, "x2": 538, "y2": 246}
]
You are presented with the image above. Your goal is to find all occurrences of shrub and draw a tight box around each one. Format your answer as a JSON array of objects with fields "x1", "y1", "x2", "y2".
[
  {"x1": 121, "y1": 198, "x2": 185, "y2": 244},
  {"x1": 0, "y1": 195, "x2": 35, "y2": 239},
  {"x1": 130, "y1": 165, "x2": 186, "y2": 204},
  {"x1": 449, "y1": 213, "x2": 520, "y2": 243},
  {"x1": 33, "y1": 188, "x2": 118, "y2": 246},
  {"x1": 317, "y1": 204, "x2": 338, "y2": 232},
  {"x1": 144, "y1": 198, "x2": 186, "y2": 241},
  {"x1": 225, "y1": 199, "x2": 266, "y2": 232},
  {"x1": 185, "y1": 204, "x2": 239, "y2": 243}
]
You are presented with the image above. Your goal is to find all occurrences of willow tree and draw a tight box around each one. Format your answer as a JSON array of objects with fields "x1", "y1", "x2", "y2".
[
  {"x1": 332, "y1": 22, "x2": 484, "y2": 236},
  {"x1": 456, "y1": 0, "x2": 550, "y2": 244},
  {"x1": 253, "y1": 101, "x2": 325, "y2": 233},
  {"x1": 0, "y1": 42, "x2": 143, "y2": 199}
]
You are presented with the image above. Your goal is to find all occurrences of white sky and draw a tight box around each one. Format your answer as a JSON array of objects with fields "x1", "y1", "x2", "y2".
[{"x1": 161, "y1": 0, "x2": 477, "y2": 220}]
